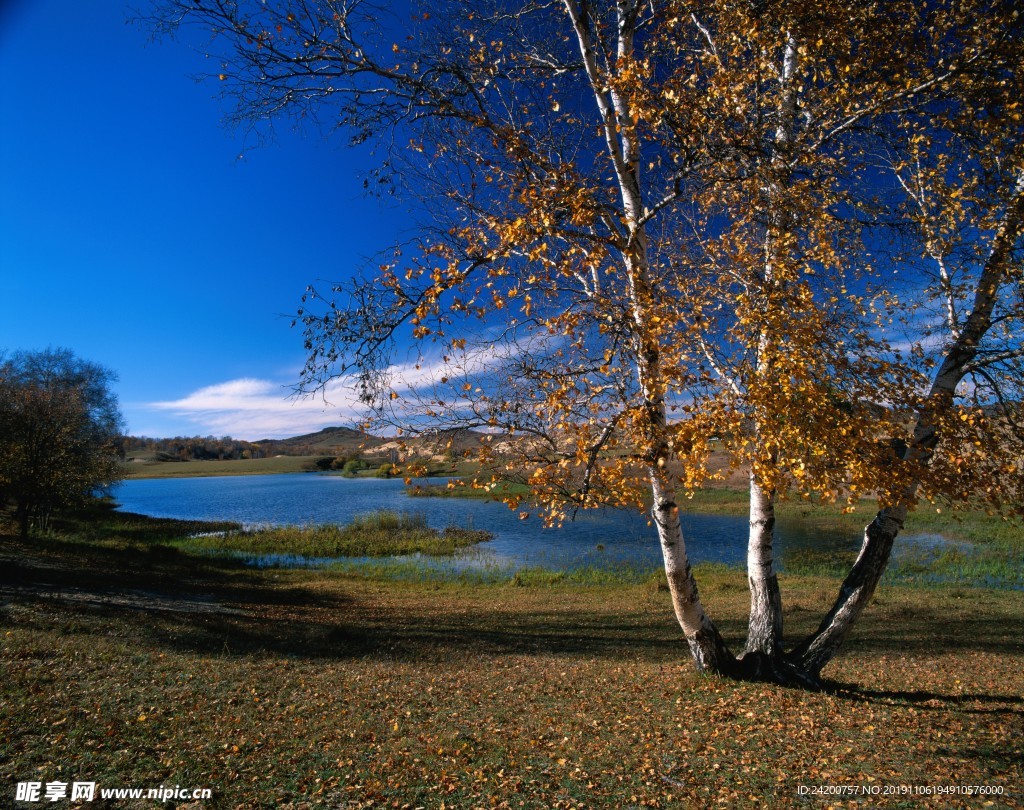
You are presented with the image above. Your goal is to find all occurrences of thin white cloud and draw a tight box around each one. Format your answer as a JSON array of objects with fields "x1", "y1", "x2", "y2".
[
  {"x1": 144, "y1": 339, "x2": 541, "y2": 440},
  {"x1": 147, "y1": 377, "x2": 367, "y2": 440}
]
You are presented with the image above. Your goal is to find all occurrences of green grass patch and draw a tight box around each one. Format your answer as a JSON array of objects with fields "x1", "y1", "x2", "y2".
[
  {"x1": 176, "y1": 510, "x2": 491, "y2": 559},
  {"x1": 47, "y1": 502, "x2": 241, "y2": 548},
  {"x1": 406, "y1": 479, "x2": 533, "y2": 500},
  {"x1": 507, "y1": 565, "x2": 664, "y2": 588},
  {"x1": 122, "y1": 455, "x2": 329, "y2": 478}
]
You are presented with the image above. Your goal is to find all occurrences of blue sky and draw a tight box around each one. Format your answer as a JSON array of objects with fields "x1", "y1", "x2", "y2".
[{"x1": 0, "y1": 0, "x2": 409, "y2": 439}]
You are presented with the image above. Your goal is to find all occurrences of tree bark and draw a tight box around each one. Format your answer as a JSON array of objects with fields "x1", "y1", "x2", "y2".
[
  {"x1": 649, "y1": 469, "x2": 735, "y2": 675},
  {"x1": 564, "y1": 0, "x2": 737, "y2": 676},
  {"x1": 744, "y1": 474, "x2": 783, "y2": 658},
  {"x1": 739, "y1": 29, "x2": 796, "y2": 664},
  {"x1": 789, "y1": 504, "x2": 907, "y2": 676}
]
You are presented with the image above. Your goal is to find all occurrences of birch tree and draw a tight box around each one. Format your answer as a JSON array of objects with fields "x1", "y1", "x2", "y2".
[
  {"x1": 793, "y1": 29, "x2": 1024, "y2": 675},
  {"x1": 146, "y1": 0, "x2": 1024, "y2": 686}
]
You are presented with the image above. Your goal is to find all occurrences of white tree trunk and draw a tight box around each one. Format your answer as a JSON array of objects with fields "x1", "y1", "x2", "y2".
[
  {"x1": 740, "y1": 30, "x2": 797, "y2": 664},
  {"x1": 744, "y1": 474, "x2": 783, "y2": 658},
  {"x1": 649, "y1": 468, "x2": 734, "y2": 674},
  {"x1": 791, "y1": 503, "x2": 908, "y2": 675},
  {"x1": 564, "y1": 0, "x2": 735, "y2": 675}
]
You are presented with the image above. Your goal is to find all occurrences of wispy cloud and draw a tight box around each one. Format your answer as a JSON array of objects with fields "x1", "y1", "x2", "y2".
[
  {"x1": 144, "y1": 341, "x2": 538, "y2": 440},
  {"x1": 147, "y1": 377, "x2": 367, "y2": 440}
]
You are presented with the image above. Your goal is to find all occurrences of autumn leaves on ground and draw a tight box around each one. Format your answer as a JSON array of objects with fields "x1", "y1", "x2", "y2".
[{"x1": 2, "y1": 511, "x2": 1021, "y2": 809}]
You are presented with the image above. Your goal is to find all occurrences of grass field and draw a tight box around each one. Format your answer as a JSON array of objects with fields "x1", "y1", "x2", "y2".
[
  {"x1": 2, "y1": 509, "x2": 1021, "y2": 808},
  {"x1": 123, "y1": 455, "x2": 331, "y2": 479}
]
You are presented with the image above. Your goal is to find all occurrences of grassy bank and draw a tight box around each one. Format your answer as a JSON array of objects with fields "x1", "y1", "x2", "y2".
[
  {"x1": 123, "y1": 455, "x2": 490, "y2": 480},
  {"x1": 406, "y1": 479, "x2": 533, "y2": 500},
  {"x1": 123, "y1": 455, "x2": 329, "y2": 479},
  {"x1": 2, "y1": 511, "x2": 1022, "y2": 808}
]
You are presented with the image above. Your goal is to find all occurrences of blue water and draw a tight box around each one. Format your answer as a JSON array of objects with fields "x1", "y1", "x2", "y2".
[{"x1": 113, "y1": 473, "x2": 860, "y2": 573}]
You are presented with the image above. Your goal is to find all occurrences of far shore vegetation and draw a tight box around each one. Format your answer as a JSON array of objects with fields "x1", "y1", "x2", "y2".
[
  {"x1": 123, "y1": 454, "x2": 334, "y2": 478},
  {"x1": 121, "y1": 450, "x2": 483, "y2": 480}
]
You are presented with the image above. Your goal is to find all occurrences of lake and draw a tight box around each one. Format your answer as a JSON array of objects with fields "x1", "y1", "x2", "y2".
[{"x1": 113, "y1": 473, "x2": 861, "y2": 574}]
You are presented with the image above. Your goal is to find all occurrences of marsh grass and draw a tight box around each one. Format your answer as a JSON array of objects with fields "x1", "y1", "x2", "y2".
[
  {"x1": 773, "y1": 504, "x2": 1024, "y2": 588},
  {"x1": 671, "y1": 487, "x2": 1024, "y2": 591},
  {"x1": 176, "y1": 510, "x2": 491, "y2": 559},
  {"x1": 47, "y1": 503, "x2": 241, "y2": 547},
  {"x1": 407, "y1": 482, "x2": 1024, "y2": 589}
]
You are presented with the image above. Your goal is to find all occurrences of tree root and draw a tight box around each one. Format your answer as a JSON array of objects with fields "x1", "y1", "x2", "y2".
[{"x1": 731, "y1": 650, "x2": 828, "y2": 691}]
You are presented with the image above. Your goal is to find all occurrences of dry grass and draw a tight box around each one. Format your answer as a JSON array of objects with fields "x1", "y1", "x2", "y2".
[{"x1": 1, "y1": 517, "x2": 1021, "y2": 809}]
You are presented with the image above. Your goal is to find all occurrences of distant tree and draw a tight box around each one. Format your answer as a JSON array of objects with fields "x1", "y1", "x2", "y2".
[
  {"x1": 120, "y1": 433, "x2": 275, "y2": 461},
  {"x1": 0, "y1": 348, "x2": 125, "y2": 538},
  {"x1": 341, "y1": 458, "x2": 369, "y2": 476}
]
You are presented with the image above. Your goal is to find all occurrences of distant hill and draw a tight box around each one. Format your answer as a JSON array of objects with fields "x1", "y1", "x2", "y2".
[
  {"x1": 119, "y1": 425, "x2": 491, "y2": 464},
  {"x1": 257, "y1": 426, "x2": 384, "y2": 456},
  {"x1": 120, "y1": 426, "x2": 382, "y2": 463},
  {"x1": 257, "y1": 426, "x2": 495, "y2": 460}
]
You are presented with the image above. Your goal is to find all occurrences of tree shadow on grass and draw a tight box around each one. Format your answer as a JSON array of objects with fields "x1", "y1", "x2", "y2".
[
  {"x1": 4, "y1": 529, "x2": 1022, "y2": 678},
  {"x1": 126, "y1": 596, "x2": 701, "y2": 664},
  {"x1": 2, "y1": 529, "x2": 702, "y2": 663},
  {"x1": 782, "y1": 596, "x2": 1024, "y2": 660},
  {"x1": 827, "y1": 683, "x2": 1024, "y2": 713},
  {"x1": 4, "y1": 587, "x2": 706, "y2": 664}
]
